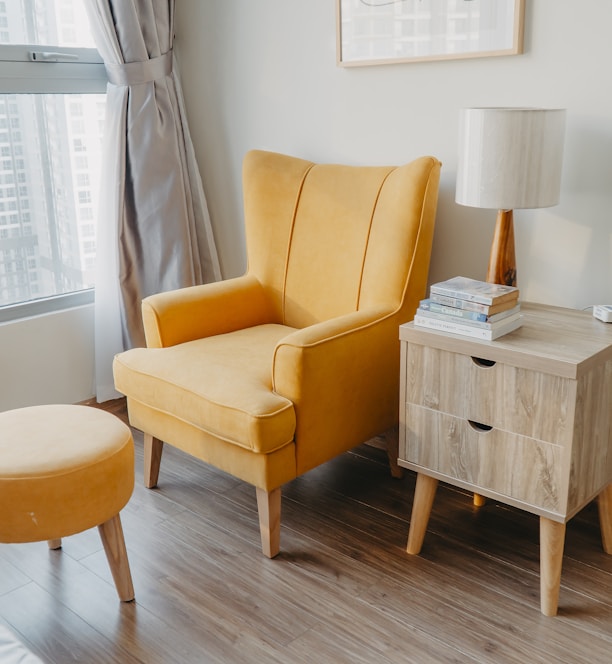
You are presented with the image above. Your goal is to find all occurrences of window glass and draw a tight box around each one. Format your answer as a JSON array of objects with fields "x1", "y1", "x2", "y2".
[
  {"x1": 0, "y1": 92, "x2": 104, "y2": 306},
  {"x1": 2, "y1": 0, "x2": 96, "y2": 48}
]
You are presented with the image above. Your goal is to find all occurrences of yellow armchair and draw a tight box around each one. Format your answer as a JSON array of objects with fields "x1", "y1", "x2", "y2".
[{"x1": 113, "y1": 150, "x2": 441, "y2": 557}]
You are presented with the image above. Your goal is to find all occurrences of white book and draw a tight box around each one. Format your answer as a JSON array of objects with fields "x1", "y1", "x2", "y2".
[
  {"x1": 414, "y1": 313, "x2": 523, "y2": 340},
  {"x1": 415, "y1": 308, "x2": 522, "y2": 330},
  {"x1": 430, "y1": 276, "x2": 519, "y2": 306}
]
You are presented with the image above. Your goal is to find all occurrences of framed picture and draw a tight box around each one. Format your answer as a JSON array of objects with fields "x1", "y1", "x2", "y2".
[{"x1": 337, "y1": 0, "x2": 525, "y2": 67}]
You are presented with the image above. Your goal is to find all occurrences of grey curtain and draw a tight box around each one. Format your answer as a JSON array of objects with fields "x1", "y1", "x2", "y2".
[{"x1": 84, "y1": 0, "x2": 221, "y2": 401}]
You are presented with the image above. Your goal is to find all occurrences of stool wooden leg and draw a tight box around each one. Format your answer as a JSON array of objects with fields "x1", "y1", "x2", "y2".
[
  {"x1": 597, "y1": 483, "x2": 612, "y2": 554},
  {"x1": 47, "y1": 539, "x2": 62, "y2": 550},
  {"x1": 540, "y1": 517, "x2": 566, "y2": 616},
  {"x1": 256, "y1": 487, "x2": 281, "y2": 559},
  {"x1": 98, "y1": 514, "x2": 134, "y2": 602},
  {"x1": 144, "y1": 433, "x2": 163, "y2": 489},
  {"x1": 407, "y1": 473, "x2": 438, "y2": 555}
]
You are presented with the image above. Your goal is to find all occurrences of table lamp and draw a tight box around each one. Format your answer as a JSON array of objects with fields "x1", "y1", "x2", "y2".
[{"x1": 455, "y1": 107, "x2": 566, "y2": 286}]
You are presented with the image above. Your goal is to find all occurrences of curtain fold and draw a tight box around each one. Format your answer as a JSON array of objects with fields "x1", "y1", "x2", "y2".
[{"x1": 84, "y1": 0, "x2": 221, "y2": 401}]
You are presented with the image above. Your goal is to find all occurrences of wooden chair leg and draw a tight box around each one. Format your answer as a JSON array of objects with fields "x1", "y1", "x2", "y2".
[
  {"x1": 407, "y1": 473, "x2": 438, "y2": 555},
  {"x1": 144, "y1": 433, "x2": 163, "y2": 489},
  {"x1": 384, "y1": 426, "x2": 403, "y2": 479},
  {"x1": 47, "y1": 539, "x2": 62, "y2": 550},
  {"x1": 539, "y1": 517, "x2": 566, "y2": 617},
  {"x1": 473, "y1": 493, "x2": 487, "y2": 507},
  {"x1": 98, "y1": 513, "x2": 135, "y2": 602},
  {"x1": 597, "y1": 483, "x2": 612, "y2": 554},
  {"x1": 256, "y1": 486, "x2": 281, "y2": 558}
]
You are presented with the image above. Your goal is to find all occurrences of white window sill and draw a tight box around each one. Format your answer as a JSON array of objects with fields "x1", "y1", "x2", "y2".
[{"x1": 0, "y1": 289, "x2": 94, "y2": 323}]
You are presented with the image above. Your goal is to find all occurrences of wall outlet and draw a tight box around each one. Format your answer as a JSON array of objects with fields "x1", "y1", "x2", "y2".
[{"x1": 593, "y1": 305, "x2": 612, "y2": 322}]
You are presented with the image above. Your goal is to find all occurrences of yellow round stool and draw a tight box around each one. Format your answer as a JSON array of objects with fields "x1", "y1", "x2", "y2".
[{"x1": 0, "y1": 404, "x2": 135, "y2": 601}]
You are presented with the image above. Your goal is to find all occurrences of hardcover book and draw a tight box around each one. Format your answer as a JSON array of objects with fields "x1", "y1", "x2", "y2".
[
  {"x1": 429, "y1": 276, "x2": 519, "y2": 306},
  {"x1": 416, "y1": 307, "x2": 522, "y2": 330},
  {"x1": 413, "y1": 312, "x2": 523, "y2": 340},
  {"x1": 419, "y1": 299, "x2": 520, "y2": 324},
  {"x1": 428, "y1": 294, "x2": 516, "y2": 315}
]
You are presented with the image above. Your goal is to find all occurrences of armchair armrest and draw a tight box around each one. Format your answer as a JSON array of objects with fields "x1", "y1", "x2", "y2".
[
  {"x1": 272, "y1": 308, "x2": 401, "y2": 474},
  {"x1": 274, "y1": 307, "x2": 389, "y2": 352},
  {"x1": 142, "y1": 274, "x2": 277, "y2": 348}
]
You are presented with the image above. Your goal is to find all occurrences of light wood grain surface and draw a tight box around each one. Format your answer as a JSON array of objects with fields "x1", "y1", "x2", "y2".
[
  {"x1": 1, "y1": 399, "x2": 611, "y2": 661},
  {"x1": 401, "y1": 303, "x2": 612, "y2": 520},
  {"x1": 401, "y1": 302, "x2": 612, "y2": 379}
]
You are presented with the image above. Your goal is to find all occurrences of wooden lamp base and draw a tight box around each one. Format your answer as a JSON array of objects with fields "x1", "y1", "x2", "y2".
[
  {"x1": 486, "y1": 209, "x2": 517, "y2": 287},
  {"x1": 474, "y1": 209, "x2": 517, "y2": 508}
]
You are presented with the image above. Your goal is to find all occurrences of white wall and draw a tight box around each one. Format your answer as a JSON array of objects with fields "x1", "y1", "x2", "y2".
[
  {"x1": 175, "y1": 0, "x2": 612, "y2": 309},
  {"x1": 0, "y1": 305, "x2": 94, "y2": 410},
  {"x1": 3, "y1": 0, "x2": 611, "y2": 410}
]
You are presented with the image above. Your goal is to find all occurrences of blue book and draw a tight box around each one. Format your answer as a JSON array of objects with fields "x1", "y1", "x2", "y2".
[{"x1": 419, "y1": 299, "x2": 520, "y2": 324}]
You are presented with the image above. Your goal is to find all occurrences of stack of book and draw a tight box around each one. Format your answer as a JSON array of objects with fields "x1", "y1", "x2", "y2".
[{"x1": 414, "y1": 276, "x2": 522, "y2": 340}]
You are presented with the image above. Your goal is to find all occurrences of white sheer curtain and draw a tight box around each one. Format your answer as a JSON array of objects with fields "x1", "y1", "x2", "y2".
[{"x1": 84, "y1": 0, "x2": 221, "y2": 401}]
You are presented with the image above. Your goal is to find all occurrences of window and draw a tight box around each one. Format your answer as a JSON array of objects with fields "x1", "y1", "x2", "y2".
[{"x1": 0, "y1": 0, "x2": 107, "y2": 319}]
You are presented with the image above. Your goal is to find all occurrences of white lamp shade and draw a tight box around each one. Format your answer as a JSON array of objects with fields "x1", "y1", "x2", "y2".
[{"x1": 455, "y1": 107, "x2": 566, "y2": 210}]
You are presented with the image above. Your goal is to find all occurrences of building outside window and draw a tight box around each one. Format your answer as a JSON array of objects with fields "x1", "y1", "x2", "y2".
[{"x1": 0, "y1": 0, "x2": 106, "y2": 315}]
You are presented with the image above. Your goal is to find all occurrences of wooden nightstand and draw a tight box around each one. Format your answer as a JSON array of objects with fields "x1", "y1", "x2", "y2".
[{"x1": 399, "y1": 302, "x2": 612, "y2": 616}]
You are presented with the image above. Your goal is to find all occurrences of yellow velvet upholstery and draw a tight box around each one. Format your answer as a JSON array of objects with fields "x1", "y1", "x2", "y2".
[
  {"x1": 0, "y1": 404, "x2": 135, "y2": 600},
  {"x1": 113, "y1": 149, "x2": 441, "y2": 556}
]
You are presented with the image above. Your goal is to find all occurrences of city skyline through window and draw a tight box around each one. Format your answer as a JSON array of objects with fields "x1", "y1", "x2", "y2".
[{"x1": 0, "y1": 0, "x2": 105, "y2": 309}]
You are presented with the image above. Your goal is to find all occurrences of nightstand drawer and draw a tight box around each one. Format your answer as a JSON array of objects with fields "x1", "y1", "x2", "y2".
[
  {"x1": 404, "y1": 344, "x2": 574, "y2": 446},
  {"x1": 402, "y1": 403, "x2": 564, "y2": 512}
]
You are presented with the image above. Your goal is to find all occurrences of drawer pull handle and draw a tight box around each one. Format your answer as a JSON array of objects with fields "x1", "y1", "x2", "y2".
[
  {"x1": 468, "y1": 420, "x2": 493, "y2": 432},
  {"x1": 472, "y1": 356, "x2": 496, "y2": 368}
]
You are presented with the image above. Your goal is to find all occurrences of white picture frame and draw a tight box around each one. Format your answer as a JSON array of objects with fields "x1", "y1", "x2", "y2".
[{"x1": 337, "y1": 0, "x2": 525, "y2": 67}]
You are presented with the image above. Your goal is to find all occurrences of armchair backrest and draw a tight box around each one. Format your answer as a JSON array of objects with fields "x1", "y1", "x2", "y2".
[{"x1": 242, "y1": 150, "x2": 441, "y2": 329}]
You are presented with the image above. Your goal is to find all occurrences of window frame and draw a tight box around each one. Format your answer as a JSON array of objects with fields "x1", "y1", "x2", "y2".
[
  {"x1": 0, "y1": 288, "x2": 93, "y2": 323},
  {"x1": 0, "y1": 44, "x2": 106, "y2": 94},
  {"x1": 0, "y1": 42, "x2": 107, "y2": 321}
]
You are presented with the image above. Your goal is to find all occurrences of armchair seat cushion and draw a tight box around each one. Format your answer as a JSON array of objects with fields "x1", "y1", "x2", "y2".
[{"x1": 114, "y1": 323, "x2": 297, "y2": 454}]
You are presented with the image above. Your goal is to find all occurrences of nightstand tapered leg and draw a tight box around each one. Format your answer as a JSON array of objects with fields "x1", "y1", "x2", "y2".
[
  {"x1": 597, "y1": 484, "x2": 612, "y2": 554},
  {"x1": 540, "y1": 517, "x2": 566, "y2": 616},
  {"x1": 407, "y1": 473, "x2": 438, "y2": 555}
]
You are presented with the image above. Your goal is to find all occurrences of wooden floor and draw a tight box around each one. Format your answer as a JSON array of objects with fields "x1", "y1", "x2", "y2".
[{"x1": 1, "y1": 400, "x2": 611, "y2": 663}]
